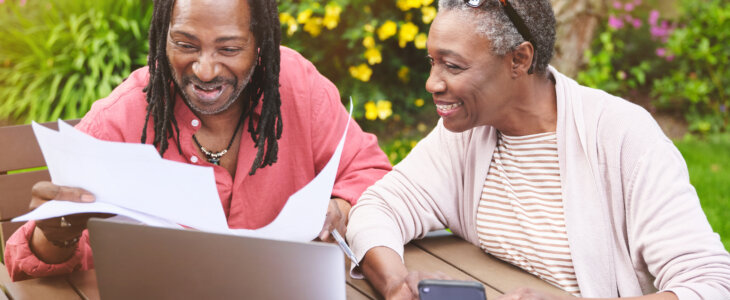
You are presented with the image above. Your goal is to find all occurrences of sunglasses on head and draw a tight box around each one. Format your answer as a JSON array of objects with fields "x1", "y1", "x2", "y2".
[{"x1": 464, "y1": 0, "x2": 536, "y2": 74}]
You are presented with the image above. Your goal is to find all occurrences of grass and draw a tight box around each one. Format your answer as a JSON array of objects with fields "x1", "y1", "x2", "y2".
[{"x1": 674, "y1": 133, "x2": 730, "y2": 251}]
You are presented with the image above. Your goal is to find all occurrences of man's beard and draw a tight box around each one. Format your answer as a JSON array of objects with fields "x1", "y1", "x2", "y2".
[{"x1": 173, "y1": 63, "x2": 257, "y2": 115}]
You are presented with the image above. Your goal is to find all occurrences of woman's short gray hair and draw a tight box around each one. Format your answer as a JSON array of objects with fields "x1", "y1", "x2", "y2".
[{"x1": 437, "y1": 0, "x2": 556, "y2": 75}]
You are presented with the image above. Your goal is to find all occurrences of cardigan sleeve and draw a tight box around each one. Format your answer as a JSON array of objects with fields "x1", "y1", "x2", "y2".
[
  {"x1": 346, "y1": 120, "x2": 467, "y2": 263},
  {"x1": 625, "y1": 137, "x2": 730, "y2": 299},
  {"x1": 3, "y1": 221, "x2": 94, "y2": 281}
]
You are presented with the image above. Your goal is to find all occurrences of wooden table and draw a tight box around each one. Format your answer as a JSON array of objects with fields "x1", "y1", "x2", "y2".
[{"x1": 1, "y1": 234, "x2": 568, "y2": 299}]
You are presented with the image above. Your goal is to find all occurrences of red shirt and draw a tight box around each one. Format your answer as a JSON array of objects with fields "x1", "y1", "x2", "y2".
[{"x1": 5, "y1": 46, "x2": 391, "y2": 280}]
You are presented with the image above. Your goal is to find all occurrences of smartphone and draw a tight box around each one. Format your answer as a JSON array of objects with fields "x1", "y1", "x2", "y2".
[{"x1": 418, "y1": 279, "x2": 487, "y2": 300}]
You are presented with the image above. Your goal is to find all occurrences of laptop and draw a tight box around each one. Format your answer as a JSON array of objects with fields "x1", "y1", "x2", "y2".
[{"x1": 87, "y1": 218, "x2": 346, "y2": 300}]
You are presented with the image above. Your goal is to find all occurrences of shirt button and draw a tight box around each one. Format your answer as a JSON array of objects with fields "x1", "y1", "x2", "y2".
[
  {"x1": 191, "y1": 156, "x2": 199, "y2": 163},
  {"x1": 191, "y1": 119, "x2": 200, "y2": 127}
]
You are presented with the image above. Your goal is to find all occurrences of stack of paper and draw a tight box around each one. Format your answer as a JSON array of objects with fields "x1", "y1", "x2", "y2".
[{"x1": 14, "y1": 107, "x2": 350, "y2": 242}]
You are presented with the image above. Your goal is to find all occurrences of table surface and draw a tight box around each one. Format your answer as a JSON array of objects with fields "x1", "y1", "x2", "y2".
[{"x1": 1, "y1": 234, "x2": 569, "y2": 299}]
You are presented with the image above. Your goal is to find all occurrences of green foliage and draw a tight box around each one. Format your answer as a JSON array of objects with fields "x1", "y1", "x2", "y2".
[
  {"x1": 0, "y1": 0, "x2": 152, "y2": 123},
  {"x1": 652, "y1": 0, "x2": 729, "y2": 135},
  {"x1": 674, "y1": 133, "x2": 730, "y2": 251},
  {"x1": 577, "y1": 0, "x2": 674, "y2": 96},
  {"x1": 278, "y1": 0, "x2": 436, "y2": 129}
]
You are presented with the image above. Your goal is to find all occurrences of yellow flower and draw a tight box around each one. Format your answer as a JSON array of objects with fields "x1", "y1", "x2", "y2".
[
  {"x1": 421, "y1": 6, "x2": 437, "y2": 24},
  {"x1": 377, "y1": 20, "x2": 397, "y2": 41},
  {"x1": 279, "y1": 12, "x2": 294, "y2": 24},
  {"x1": 364, "y1": 47, "x2": 382, "y2": 65},
  {"x1": 364, "y1": 24, "x2": 375, "y2": 33},
  {"x1": 303, "y1": 17, "x2": 323, "y2": 37},
  {"x1": 410, "y1": 140, "x2": 418, "y2": 148},
  {"x1": 396, "y1": 0, "x2": 410, "y2": 11},
  {"x1": 417, "y1": 122, "x2": 428, "y2": 132},
  {"x1": 280, "y1": 13, "x2": 298, "y2": 36},
  {"x1": 362, "y1": 36, "x2": 375, "y2": 48},
  {"x1": 398, "y1": 22, "x2": 419, "y2": 48},
  {"x1": 349, "y1": 63, "x2": 373, "y2": 82},
  {"x1": 364, "y1": 101, "x2": 378, "y2": 120},
  {"x1": 297, "y1": 9, "x2": 313, "y2": 24},
  {"x1": 376, "y1": 100, "x2": 393, "y2": 120},
  {"x1": 286, "y1": 20, "x2": 299, "y2": 36},
  {"x1": 397, "y1": 0, "x2": 422, "y2": 11},
  {"x1": 421, "y1": 0, "x2": 434, "y2": 6},
  {"x1": 323, "y1": 2, "x2": 342, "y2": 29},
  {"x1": 414, "y1": 98, "x2": 425, "y2": 107},
  {"x1": 398, "y1": 66, "x2": 410, "y2": 82},
  {"x1": 389, "y1": 152, "x2": 398, "y2": 162},
  {"x1": 414, "y1": 33, "x2": 427, "y2": 49}
]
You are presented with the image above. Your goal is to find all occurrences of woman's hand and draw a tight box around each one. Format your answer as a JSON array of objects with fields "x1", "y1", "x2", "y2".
[
  {"x1": 317, "y1": 197, "x2": 351, "y2": 243},
  {"x1": 385, "y1": 270, "x2": 454, "y2": 300},
  {"x1": 495, "y1": 288, "x2": 571, "y2": 300},
  {"x1": 30, "y1": 181, "x2": 113, "y2": 263}
]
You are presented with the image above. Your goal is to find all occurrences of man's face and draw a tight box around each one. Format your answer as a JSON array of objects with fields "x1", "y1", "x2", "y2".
[{"x1": 166, "y1": 0, "x2": 258, "y2": 115}]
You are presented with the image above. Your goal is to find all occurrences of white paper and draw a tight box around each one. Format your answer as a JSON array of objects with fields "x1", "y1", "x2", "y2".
[
  {"x1": 228, "y1": 109, "x2": 350, "y2": 241},
  {"x1": 14, "y1": 122, "x2": 229, "y2": 233},
  {"x1": 13, "y1": 101, "x2": 353, "y2": 242}
]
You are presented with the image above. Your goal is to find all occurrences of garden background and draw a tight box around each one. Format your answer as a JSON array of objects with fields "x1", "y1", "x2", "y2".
[{"x1": 0, "y1": 0, "x2": 728, "y2": 250}]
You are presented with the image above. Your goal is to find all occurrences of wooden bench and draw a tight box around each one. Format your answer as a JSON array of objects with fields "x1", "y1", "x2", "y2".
[{"x1": 0, "y1": 120, "x2": 80, "y2": 256}]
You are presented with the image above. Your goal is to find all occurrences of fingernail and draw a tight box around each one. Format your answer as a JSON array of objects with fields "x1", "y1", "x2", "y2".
[{"x1": 81, "y1": 194, "x2": 94, "y2": 202}]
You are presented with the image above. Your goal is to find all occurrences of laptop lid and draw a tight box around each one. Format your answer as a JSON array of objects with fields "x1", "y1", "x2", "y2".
[{"x1": 87, "y1": 218, "x2": 346, "y2": 300}]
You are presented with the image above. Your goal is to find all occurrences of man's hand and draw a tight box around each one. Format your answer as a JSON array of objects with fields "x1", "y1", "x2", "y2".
[
  {"x1": 30, "y1": 181, "x2": 113, "y2": 263},
  {"x1": 317, "y1": 197, "x2": 351, "y2": 243}
]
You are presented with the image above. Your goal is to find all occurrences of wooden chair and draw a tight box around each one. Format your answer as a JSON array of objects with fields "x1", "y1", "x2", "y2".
[{"x1": 0, "y1": 120, "x2": 80, "y2": 256}]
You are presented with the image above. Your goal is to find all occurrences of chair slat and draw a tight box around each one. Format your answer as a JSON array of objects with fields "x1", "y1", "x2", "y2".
[
  {"x1": 0, "y1": 120, "x2": 79, "y2": 173},
  {"x1": 0, "y1": 170, "x2": 51, "y2": 247}
]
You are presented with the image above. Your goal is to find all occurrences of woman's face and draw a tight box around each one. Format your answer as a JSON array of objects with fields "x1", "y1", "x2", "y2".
[{"x1": 426, "y1": 10, "x2": 515, "y2": 132}]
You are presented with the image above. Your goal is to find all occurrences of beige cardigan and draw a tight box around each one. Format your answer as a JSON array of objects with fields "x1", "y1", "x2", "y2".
[{"x1": 347, "y1": 67, "x2": 730, "y2": 299}]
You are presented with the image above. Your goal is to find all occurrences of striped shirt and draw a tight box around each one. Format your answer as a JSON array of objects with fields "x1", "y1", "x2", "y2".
[{"x1": 476, "y1": 131, "x2": 581, "y2": 296}]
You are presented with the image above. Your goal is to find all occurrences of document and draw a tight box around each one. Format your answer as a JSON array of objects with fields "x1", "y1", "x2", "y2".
[{"x1": 13, "y1": 103, "x2": 353, "y2": 242}]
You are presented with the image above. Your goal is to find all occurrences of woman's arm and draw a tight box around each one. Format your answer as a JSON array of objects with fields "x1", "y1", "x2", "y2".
[{"x1": 624, "y1": 137, "x2": 730, "y2": 298}]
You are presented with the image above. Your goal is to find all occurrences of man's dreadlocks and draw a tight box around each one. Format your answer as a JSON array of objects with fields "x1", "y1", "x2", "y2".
[{"x1": 141, "y1": 0, "x2": 282, "y2": 175}]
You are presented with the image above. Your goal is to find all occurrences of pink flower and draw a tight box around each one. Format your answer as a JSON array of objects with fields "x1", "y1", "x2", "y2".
[
  {"x1": 665, "y1": 54, "x2": 675, "y2": 62},
  {"x1": 624, "y1": 3, "x2": 635, "y2": 11},
  {"x1": 613, "y1": 1, "x2": 622, "y2": 9},
  {"x1": 19, "y1": 0, "x2": 26, "y2": 6},
  {"x1": 633, "y1": 0, "x2": 642, "y2": 5},
  {"x1": 649, "y1": 10, "x2": 660, "y2": 26},
  {"x1": 632, "y1": 19, "x2": 642, "y2": 28},
  {"x1": 656, "y1": 48, "x2": 666, "y2": 57},
  {"x1": 608, "y1": 15, "x2": 624, "y2": 29}
]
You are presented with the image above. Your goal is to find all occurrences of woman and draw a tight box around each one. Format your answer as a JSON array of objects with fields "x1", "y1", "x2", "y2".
[{"x1": 346, "y1": 0, "x2": 730, "y2": 299}]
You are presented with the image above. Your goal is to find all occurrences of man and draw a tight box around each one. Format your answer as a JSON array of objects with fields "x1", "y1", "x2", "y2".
[{"x1": 5, "y1": 0, "x2": 391, "y2": 281}]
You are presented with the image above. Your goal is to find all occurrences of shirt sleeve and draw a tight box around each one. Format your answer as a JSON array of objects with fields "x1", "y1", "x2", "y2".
[
  {"x1": 346, "y1": 120, "x2": 466, "y2": 264},
  {"x1": 307, "y1": 65, "x2": 392, "y2": 206},
  {"x1": 625, "y1": 138, "x2": 730, "y2": 299},
  {"x1": 3, "y1": 221, "x2": 94, "y2": 281}
]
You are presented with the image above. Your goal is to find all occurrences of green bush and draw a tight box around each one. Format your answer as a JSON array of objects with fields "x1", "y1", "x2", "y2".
[
  {"x1": 577, "y1": 0, "x2": 675, "y2": 96},
  {"x1": 652, "y1": 0, "x2": 729, "y2": 134},
  {"x1": 578, "y1": 0, "x2": 728, "y2": 135},
  {"x1": 0, "y1": 0, "x2": 152, "y2": 123}
]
